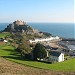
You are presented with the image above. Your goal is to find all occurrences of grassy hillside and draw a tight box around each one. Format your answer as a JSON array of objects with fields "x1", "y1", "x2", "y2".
[
  {"x1": 0, "y1": 33, "x2": 75, "y2": 72},
  {"x1": 0, "y1": 33, "x2": 11, "y2": 38},
  {"x1": 0, "y1": 44, "x2": 75, "y2": 72}
]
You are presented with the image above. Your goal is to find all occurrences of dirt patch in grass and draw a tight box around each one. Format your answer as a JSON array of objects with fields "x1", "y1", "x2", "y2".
[
  {"x1": 0, "y1": 42, "x2": 5, "y2": 45},
  {"x1": 0, "y1": 57, "x2": 75, "y2": 75}
]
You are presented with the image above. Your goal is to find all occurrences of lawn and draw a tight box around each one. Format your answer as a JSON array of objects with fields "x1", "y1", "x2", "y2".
[
  {"x1": 0, "y1": 32, "x2": 11, "y2": 38},
  {"x1": 0, "y1": 44, "x2": 75, "y2": 72}
]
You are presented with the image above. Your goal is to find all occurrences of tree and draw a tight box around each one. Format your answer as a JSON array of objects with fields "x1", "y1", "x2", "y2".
[
  {"x1": 33, "y1": 43, "x2": 46, "y2": 60},
  {"x1": 17, "y1": 35, "x2": 32, "y2": 58}
]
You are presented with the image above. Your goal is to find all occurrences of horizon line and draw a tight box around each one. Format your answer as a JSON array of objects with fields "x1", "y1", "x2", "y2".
[{"x1": 0, "y1": 21, "x2": 74, "y2": 24}]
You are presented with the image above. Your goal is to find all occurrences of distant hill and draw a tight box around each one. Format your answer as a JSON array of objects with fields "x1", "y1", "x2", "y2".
[
  {"x1": 2, "y1": 20, "x2": 52, "y2": 38},
  {"x1": 3, "y1": 20, "x2": 33, "y2": 32}
]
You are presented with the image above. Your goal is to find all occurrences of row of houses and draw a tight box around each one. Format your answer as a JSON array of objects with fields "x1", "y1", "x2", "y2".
[{"x1": 29, "y1": 36, "x2": 60, "y2": 43}]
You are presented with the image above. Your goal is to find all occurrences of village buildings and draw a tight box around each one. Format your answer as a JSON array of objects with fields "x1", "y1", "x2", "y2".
[{"x1": 29, "y1": 36, "x2": 60, "y2": 44}]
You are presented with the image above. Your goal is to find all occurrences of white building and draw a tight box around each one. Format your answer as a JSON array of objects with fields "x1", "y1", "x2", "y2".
[
  {"x1": 29, "y1": 36, "x2": 60, "y2": 43},
  {"x1": 4, "y1": 40, "x2": 8, "y2": 42},
  {"x1": 48, "y1": 51, "x2": 64, "y2": 63}
]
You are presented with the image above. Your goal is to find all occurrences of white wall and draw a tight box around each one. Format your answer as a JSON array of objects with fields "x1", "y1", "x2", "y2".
[
  {"x1": 58, "y1": 53, "x2": 64, "y2": 62},
  {"x1": 48, "y1": 53, "x2": 64, "y2": 62}
]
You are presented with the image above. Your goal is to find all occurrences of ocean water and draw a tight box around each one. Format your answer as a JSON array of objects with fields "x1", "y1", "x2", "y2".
[
  {"x1": 0, "y1": 23, "x2": 9, "y2": 31},
  {"x1": 0, "y1": 23, "x2": 75, "y2": 38},
  {"x1": 28, "y1": 23, "x2": 75, "y2": 38}
]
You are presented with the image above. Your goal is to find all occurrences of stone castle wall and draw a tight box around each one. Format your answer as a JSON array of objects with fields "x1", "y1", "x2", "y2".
[{"x1": 14, "y1": 20, "x2": 26, "y2": 25}]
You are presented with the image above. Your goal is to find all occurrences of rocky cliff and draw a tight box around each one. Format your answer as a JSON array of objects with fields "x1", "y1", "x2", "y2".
[{"x1": 3, "y1": 20, "x2": 33, "y2": 32}]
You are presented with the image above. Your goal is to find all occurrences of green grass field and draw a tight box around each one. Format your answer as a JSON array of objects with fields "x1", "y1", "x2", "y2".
[
  {"x1": 0, "y1": 44, "x2": 75, "y2": 72},
  {"x1": 0, "y1": 33, "x2": 11, "y2": 38}
]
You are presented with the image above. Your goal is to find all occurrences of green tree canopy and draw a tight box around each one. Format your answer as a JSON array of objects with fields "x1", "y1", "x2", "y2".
[
  {"x1": 17, "y1": 35, "x2": 32, "y2": 57},
  {"x1": 33, "y1": 43, "x2": 46, "y2": 60}
]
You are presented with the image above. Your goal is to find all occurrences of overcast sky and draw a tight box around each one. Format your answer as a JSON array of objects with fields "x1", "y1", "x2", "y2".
[{"x1": 0, "y1": 0, "x2": 74, "y2": 23}]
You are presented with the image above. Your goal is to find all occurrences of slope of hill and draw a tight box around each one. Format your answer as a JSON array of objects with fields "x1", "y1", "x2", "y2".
[{"x1": 0, "y1": 57, "x2": 75, "y2": 75}]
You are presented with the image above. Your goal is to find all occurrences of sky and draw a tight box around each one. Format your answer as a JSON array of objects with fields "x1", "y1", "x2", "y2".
[{"x1": 0, "y1": 0, "x2": 74, "y2": 23}]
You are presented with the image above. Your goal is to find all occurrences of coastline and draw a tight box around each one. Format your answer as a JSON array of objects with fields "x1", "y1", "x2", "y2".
[{"x1": 0, "y1": 23, "x2": 74, "y2": 39}]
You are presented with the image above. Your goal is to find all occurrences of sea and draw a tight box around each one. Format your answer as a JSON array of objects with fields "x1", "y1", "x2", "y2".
[{"x1": 0, "y1": 23, "x2": 75, "y2": 39}]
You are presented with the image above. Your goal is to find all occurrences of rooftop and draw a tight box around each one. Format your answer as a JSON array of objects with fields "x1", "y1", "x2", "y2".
[
  {"x1": 67, "y1": 45, "x2": 75, "y2": 50},
  {"x1": 50, "y1": 51, "x2": 62, "y2": 57}
]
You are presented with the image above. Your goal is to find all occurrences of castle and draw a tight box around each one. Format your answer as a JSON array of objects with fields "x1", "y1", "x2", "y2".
[
  {"x1": 13, "y1": 20, "x2": 26, "y2": 25},
  {"x1": 3, "y1": 20, "x2": 32, "y2": 32}
]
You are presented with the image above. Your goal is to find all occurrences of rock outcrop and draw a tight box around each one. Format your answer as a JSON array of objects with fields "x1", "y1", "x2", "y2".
[
  {"x1": 3, "y1": 20, "x2": 52, "y2": 38},
  {"x1": 3, "y1": 20, "x2": 33, "y2": 32}
]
